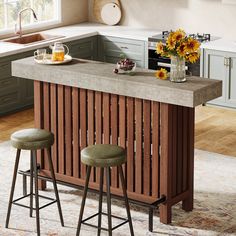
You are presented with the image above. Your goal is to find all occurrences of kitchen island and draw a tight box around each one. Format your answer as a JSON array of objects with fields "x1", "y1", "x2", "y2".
[{"x1": 12, "y1": 57, "x2": 222, "y2": 227}]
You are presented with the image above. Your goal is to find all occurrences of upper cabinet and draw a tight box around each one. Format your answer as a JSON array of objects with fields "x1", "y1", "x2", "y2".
[{"x1": 203, "y1": 49, "x2": 236, "y2": 108}]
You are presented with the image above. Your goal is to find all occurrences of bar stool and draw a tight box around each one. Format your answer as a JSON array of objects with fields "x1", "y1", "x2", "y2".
[
  {"x1": 5, "y1": 128, "x2": 64, "y2": 236},
  {"x1": 76, "y1": 144, "x2": 134, "y2": 236}
]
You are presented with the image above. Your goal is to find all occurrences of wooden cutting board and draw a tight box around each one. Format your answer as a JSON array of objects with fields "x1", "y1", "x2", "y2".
[{"x1": 93, "y1": 0, "x2": 121, "y2": 23}]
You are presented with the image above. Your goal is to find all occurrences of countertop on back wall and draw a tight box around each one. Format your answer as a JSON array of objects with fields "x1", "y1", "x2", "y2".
[
  {"x1": 0, "y1": 22, "x2": 162, "y2": 58},
  {"x1": 1, "y1": 22, "x2": 236, "y2": 58},
  {"x1": 201, "y1": 38, "x2": 236, "y2": 53}
]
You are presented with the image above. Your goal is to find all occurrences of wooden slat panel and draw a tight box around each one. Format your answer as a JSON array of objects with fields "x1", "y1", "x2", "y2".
[
  {"x1": 119, "y1": 96, "x2": 126, "y2": 188},
  {"x1": 111, "y1": 94, "x2": 118, "y2": 188},
  {"x1": 65, "y1": 86, "x2": 72, "y2": 176},
  {"x1": 159, "y1": 103, "x2": 173, "y2": 224},
  {"x1": 103, "y1": 93, "x2": 110, "y2": 144},
  {"x1": 80, "y1": 89, "x2": 87, "y2": 179},
  {"x1": 43, "y1": 83, "x2": 50, "y2": 171},
  {"x1": 182, "y1": 108, "x2": 195, "y2": 211},
  {"x1": 88, "y1": 90, "x2": 95, "y2": 182},
  {"x1": 172, "y1": 106, "x2": 177, "y2": 197},
  {"x1": 58, "y1": 85, "x2": 65, "y2": 175},
  {"x1": 143, "y1": 100, "x2": 151, "y2": 195},
  {"x1": 95, "y1": 92, "x2": 102, "y2": 182},
  {"x1": 177, "y1": 106, "x2": 183, "y2": 195},
  {"x1": 182, "y1": 107, "x2": 188, "y2": 191},
  {"x1": 152, "y1": 101, "x2": 159, "y2": 198},
  {"x1": 34, "y1": 81, "x2": 46, "y2": 190},
  {"x1": 135, "y1": 98, "x2": 142, "y2": 194},
  {"x1": 72, "y1": 87, "x2": 80, "y2": 178},
  {"x1": 50, "y1": 83, "x2": 58, "y2": 173},
  {"x1": 127, "y1": 97, "x2": 134, "y2": 192}
]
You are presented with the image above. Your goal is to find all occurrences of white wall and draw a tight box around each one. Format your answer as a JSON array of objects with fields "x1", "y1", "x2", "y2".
[
  {"x1": 1, "y1": 0, "x2": 88, "y2": 39},
  {"x1": 89, "y1": 0, "x2": 236, "y2": 40}
]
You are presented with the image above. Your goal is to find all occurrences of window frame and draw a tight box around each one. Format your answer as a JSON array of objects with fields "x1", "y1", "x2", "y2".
[{"x1": 0, "y1": 0, "x2": 62, "y2": 35}]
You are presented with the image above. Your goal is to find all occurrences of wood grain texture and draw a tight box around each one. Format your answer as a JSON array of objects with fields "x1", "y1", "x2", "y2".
[
  {"x1": 65, "y1": 86, "x2": 72, "y2": 176},
  {"x1": 135, "y1": 98, "x2": 142, "y2": 194},
  {"x1": 58, "y1": 85, "x2": 65, "y2": 175},
  {"x1": 72, "y1": 88, "x2": 80, "y2": 178},
  {"x1": 80, "y1": 89, "x2": 87, "y2": 179},
  {"x1": 50, "y1": 83, "x2": 58, "y2": 173}
]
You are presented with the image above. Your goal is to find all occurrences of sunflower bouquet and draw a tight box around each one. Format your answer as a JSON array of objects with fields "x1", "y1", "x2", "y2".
[{"x1": 155, "y1": 29, "x2": 200, "y2": 81}]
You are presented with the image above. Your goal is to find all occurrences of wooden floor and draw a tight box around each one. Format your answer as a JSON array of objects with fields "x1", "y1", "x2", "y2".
[{"x1": 0, "y1": 106, "x2": 236, "y2": 157}]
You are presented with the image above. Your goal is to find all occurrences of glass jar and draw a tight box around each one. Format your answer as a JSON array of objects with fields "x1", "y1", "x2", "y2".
[
  {"x1": 50, "y1": 42, "x2": 69, "y2": 62},
  {"x1": 170, "y1": 55, "x2": 186, "y2": 83}
]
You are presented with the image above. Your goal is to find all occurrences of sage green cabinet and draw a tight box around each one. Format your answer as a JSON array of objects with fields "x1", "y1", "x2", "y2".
[
  {"x1": 203, "y1": 49, "x2": 236, "y2": 108},
  {"x1": 0, "y1": 51, "x2": 33, "y2": 116},
  {"x1": 0, "y1": 36, "x2": 98, "y2": 116},
  {"x1": 66, "y1": 36, "x2": 98, "y2": 60},
  {"x1": 98, "y1": 36, "x2": 146, "y2": 68}
]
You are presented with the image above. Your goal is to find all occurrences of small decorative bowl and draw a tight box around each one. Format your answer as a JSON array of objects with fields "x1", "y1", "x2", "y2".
[{"x1": 117, "y1": 62, "x2": 136, "y2": 74}]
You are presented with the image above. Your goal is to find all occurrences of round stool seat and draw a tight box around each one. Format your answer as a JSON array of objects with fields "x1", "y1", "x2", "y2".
[
  {"x1": 11, "y1": 128, "x2": 54, "y2": 150},
  {"x1": 81, "y1": 144, "x2": 126, "y2": 167}
]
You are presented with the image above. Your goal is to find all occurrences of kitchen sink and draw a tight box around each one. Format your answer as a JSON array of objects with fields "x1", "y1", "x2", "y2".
[{"x1": 4, "y1": 33, "x2": 64, "y2": 45}]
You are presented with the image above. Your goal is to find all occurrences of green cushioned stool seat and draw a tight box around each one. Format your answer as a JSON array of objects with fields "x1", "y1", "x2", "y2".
[
  {"x1": 11, "y1": 128, "x2": 54, "y2": 150},
  {"x1": 81, "y1": 144, "x2": 126, "y2": 167}
]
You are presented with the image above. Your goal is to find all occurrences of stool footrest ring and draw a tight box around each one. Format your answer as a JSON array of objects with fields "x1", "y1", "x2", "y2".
[
  {"x1": 81, "y1": 212, "x2": 129, "y2": 232},
  {"x1": 12, "y1": 193, "x2": 57, "y2": 210}
]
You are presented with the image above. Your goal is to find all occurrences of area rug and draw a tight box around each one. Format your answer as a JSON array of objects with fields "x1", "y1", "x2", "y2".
[{"x1": 0, "y1": 141, "x2": 235, "y2": 236}]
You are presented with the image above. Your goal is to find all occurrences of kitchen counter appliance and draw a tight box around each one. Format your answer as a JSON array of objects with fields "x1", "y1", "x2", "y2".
[{"x1": 148, "y1": 31, "x2": 219, "y2": 76}]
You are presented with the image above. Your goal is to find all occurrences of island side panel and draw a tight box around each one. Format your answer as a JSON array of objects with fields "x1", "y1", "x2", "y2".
[{"x1": 159, "y1": 103, "x2": 194, "y2": 224}]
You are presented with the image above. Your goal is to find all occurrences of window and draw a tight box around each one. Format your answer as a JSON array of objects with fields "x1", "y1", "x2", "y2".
[{"x1": 0, "y1": 0, "x2": 61, "y2": 33}]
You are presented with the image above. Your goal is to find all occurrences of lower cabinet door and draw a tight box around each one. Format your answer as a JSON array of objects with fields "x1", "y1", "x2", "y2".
[
  {"x1": 0, "y1": 88, "x2": 21, "y2": 115},
  {"x1": 227, "y1": 55, "x2": 236, "y2": 106},
  {"x1": 204, "y1": 49, "x2": 227, "y2": 105}
]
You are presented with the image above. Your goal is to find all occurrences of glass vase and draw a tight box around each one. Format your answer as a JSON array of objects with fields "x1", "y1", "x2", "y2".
[{"x1": 170, "y1": 56, "x2": 186, "y2": 83}]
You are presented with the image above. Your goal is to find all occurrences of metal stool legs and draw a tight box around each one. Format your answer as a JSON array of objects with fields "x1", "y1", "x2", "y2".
[
  {"x1": 118, "y1": 166, "x2": 134, "y2": 236},
  {"x1": 32, "y1": 150, "x2": 40, "y2": 236},
  {"x1": 29, "y1": 151, "x2": 34, "y2": 217},
  {"x1": 5, "y1": 149, "x2": 21, "y2": 228},
  {"x1": 76, "y1": 166, "x2": 92, "y2": 236},
  {"x1": 106, "y1": 167, "x2": 112, "y2": 236},
  {"x1": 76, "y1": 165, "x2": 134, "y2": 236},
  {"x1": 46, "y1": 149, "x2": 64, "y2": 227},
  {"x1": 5, "y1": 148, "x2": 64, "y2": 236},
  {"x1": 97, "y1": 168, "x2": 104, "y2": 236}
]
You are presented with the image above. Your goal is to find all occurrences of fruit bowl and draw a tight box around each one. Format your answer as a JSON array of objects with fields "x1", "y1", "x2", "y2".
[{"x1": 116, "y1": 58, "x2": 136, "y2": 74}]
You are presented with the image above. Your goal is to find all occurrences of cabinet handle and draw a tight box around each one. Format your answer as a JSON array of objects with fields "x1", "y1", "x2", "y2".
[
  {"x1": 121, "y1": 46, "x2": 128, "y2": 49},
  {"x1": 224, "y1": 57, "x2": 230, "y2": 67}
]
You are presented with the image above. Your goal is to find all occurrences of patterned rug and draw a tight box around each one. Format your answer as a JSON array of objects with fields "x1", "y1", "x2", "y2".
[{"x1": 0, "y1": 141, "x2": 235, "y2": 236}]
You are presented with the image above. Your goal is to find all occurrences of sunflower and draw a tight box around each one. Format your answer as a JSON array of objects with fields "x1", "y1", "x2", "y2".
[
  {"x1": 187, "y1": 51, "x2": 200, "y2": 63},
  {"x1": 173, "y1": 29, "x2": 186, "y2": 42},
  {"x1": 156, "y1": 68, "x2": 168, "y2": 80},
  {"x1": 156, "y1": 42, "x2": 164, "y2": 55},
  {"x1": 184, "y1": 38, "x2": 200, "y2": 53},
  {"x1": 177, "y1": 43, "x2": 186, "y2": 58},
  {"x1": 166, "y1": 32, "x2": 176, "y2": 50}
]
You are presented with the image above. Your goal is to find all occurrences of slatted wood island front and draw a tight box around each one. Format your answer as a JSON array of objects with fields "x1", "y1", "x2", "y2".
[{"x1": 12, "y1": 57, "x2": 222, "y2": 225}]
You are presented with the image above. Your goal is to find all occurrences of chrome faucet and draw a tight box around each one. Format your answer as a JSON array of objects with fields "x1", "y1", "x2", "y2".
[{"x1": 15, "y1": 8, "x2": 38, "y2": 37}]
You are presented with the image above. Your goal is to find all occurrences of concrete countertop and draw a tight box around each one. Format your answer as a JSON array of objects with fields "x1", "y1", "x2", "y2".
[
  {"x1": 12, "y1": 57, "x2": 222, "y2": 108},
  {"x1": 0, "y1": 22, "x2": 161, "y2": 58},
  {"x1": 201, "y1": 38, "x2": 236, "y2": 53}
]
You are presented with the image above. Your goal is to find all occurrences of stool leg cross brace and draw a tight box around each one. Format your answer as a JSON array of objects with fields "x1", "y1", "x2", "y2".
[{"x1": 76, "y1": 165, "x2": 134, "y2": 236}]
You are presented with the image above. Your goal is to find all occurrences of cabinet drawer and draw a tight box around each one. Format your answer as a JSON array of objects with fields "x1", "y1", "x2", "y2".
[
  {"x1": 102, "y1": 37, "x2": 144, "y2": 58},
  {"x1": 0, "y1": 90, "x2": 19, "y2": 109},
  {"x1": 0, "y1": 62, "x2": 11, "y2": 79},
  {"x1": 105, "y1": 55, "x2": 143, "y2": 68},
  {"x1": 0, "y1": 77, "x2": 18, "y2": 91}
]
